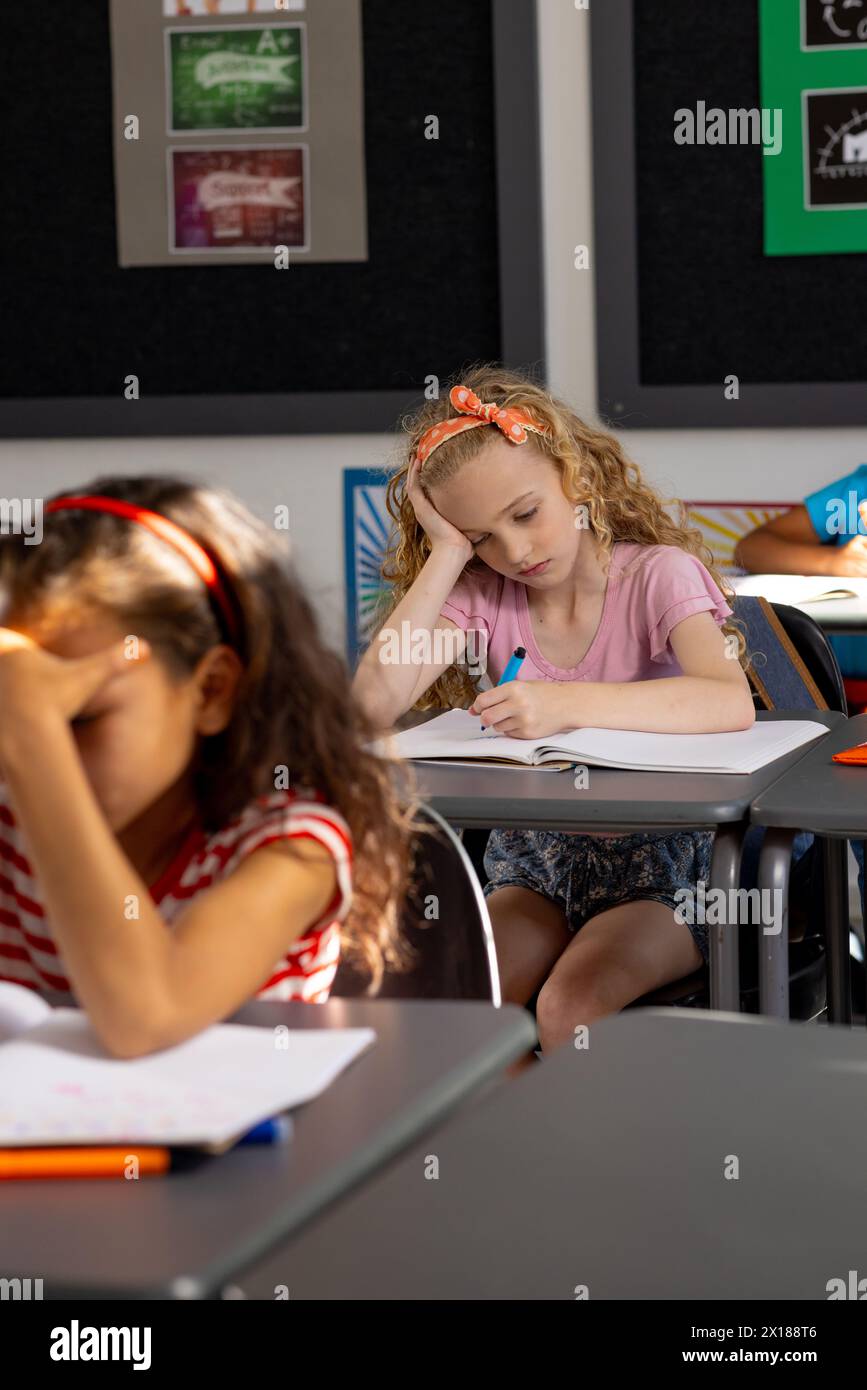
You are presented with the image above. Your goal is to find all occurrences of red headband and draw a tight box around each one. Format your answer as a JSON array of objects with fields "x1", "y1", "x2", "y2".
[{"x1": 43, "y1": 496, "x2": 240, "y2": 645}]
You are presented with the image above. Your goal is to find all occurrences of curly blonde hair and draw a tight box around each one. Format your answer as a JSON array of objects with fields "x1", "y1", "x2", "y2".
[{"x1": 381, "y1": 362, "x2": 744, "y2": 710}]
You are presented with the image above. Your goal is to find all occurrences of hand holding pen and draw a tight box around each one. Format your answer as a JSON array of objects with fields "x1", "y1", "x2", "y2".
[{"x1": 477, "y1": 647, "x2": 526, "y2": 735}]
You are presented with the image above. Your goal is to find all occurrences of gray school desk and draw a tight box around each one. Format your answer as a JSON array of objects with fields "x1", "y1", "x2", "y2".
[
  {"x1": 751, "y1": 713, "x2": 867, "y2": 1023},
  {"x1": 232, "y1": 1008, "x2": 867, "y2": 1301},
  {"x1": 408, "y1": 710, "x2": 844, "y2": 1013},
  {"x1": 0, "y1": 998, "x2": 535, "y2": 1300}
]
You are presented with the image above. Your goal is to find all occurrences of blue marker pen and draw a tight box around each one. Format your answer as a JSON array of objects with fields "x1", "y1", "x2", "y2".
[
  {"x1": 481, "y1": 646, "x2": 526, "y2": 731},
  {"x1": 237, "y1": 1115, "x2": 293, "y2": 1146}
]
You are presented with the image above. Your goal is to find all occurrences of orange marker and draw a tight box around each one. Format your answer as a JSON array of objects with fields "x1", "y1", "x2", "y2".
[
  {"x1": 832, "y1": 741, "x2": 867, "y2": 766},
  {"x1": 0, "y1": 1147, "x2": 172, "y2": 1180}
]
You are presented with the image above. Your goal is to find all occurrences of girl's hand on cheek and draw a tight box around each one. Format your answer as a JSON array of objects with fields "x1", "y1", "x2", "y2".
[
  {"x1": 406, "y1": 459, "x2": 473, "y2": 562},
  {"x1": 469, "y1": 681, "x2": 571, "y2": 740},
  {"x1": 0, "y1": 628, "x2": 151, "y2": 731}
]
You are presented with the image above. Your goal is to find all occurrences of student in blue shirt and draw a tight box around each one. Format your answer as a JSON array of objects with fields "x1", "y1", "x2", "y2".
[{"x1": 735, "y1": 463, "x2": 867, "y2": 691}]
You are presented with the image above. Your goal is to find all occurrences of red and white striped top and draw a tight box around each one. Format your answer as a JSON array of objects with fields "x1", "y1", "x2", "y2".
[{"x1": 0, "y1": 787, "x2": 352, "y2": 1005}]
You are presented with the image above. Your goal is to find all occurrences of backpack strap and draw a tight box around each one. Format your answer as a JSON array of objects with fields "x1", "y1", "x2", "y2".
[{"x1": 733, "y1": 595, "x2": 828, "y2": 711}]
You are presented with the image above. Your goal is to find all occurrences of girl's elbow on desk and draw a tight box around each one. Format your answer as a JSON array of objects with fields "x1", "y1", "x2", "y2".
[
  {"x1": 88, "y1": 995, "x2": 188, "y2": 1060},
  {"x1": 713, "y1": 682, "x2": 756, "y2": 733},
  {"x1": 351, "y1": 667, "x2": 406, "y2": 734},
  {"x1": 666, "y1": 677, "x2": 755, "y2": 734},
  {"x1": 729, "y1": 696, "x2": 756, "y2": 732},
  {"x1": 84, "y1": 966, "x2": 209, "y2": 1059}
]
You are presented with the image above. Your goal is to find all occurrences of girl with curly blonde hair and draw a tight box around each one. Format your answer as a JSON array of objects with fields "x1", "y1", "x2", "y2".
[{"x1": 353, "y1": 364, "x2": 754, "y2": 1052}]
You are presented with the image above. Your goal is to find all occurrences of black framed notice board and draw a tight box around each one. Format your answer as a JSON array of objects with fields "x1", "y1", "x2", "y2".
[
  {"x1": 0, "y1": 0, "x2": 544, "y2": 438},
  {"x1": 591, "y1": 0, "x2": 867, "y2": 428}
]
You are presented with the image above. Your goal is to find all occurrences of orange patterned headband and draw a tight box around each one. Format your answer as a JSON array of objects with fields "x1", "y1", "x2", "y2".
[{"x1": 415, "y1": 385, "x2": 550, "y2": 467}]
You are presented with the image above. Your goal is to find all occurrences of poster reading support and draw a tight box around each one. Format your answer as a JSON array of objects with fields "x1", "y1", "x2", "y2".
[
  {"x1": 163, "y1": 2, "x2": 305, "y2": 15},
  {"x1": 170, "y1": 147, "x2": 307, "y2": 252},
  {"x1": 168, "y1": 27, "x2": 305, "y2": 132},
  {"x1": 761, "y1": 0, "x2": 867, "y2": 254}
]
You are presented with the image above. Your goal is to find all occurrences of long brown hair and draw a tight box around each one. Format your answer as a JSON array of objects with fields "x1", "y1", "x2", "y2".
[
  {"x1": 0, "y1": 476, "x2": 415, "y2": 988},
  {"x1": 382, "y1": 362, "x2": 743, "y2": 709}
]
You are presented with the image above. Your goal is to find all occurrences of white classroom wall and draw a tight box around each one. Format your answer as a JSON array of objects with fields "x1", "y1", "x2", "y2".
[{"x1": 1, "y1": 2, "x2": 865, "y2": 653}]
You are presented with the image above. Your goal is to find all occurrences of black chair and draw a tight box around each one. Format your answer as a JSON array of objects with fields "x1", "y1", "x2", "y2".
[
  {"x1": 761, "y1": 601, "x2": 847, "y2": 714},
  {"x1": 332, "y1": 803, "x2": 501, "y2": 1003}
]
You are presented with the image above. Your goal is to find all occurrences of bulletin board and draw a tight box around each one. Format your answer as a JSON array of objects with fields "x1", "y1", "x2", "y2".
[
  {"x1": 0, "y1": 0, "x2": 544, "y2": 438},
  {"x1": 591, "y1": 0, "x2": 867, "y2": 428}
]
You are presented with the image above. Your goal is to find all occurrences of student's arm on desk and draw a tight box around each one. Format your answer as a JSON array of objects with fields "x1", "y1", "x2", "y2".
[
  {"x1": 568, "y1": 612, "x2": 756, "y2": 732},
  {"x1": 473, "y1": 612, "x2": 755, "y2": 738},
  {"x1": 352, "y1": 548, "x2": 472, "y2": 732},
  {"x1": 735, "y1": 504, "x2": 867, "y2": 578},
  {"x1": 0, "y1": 714, "x2": 339, "y2": 1060}
]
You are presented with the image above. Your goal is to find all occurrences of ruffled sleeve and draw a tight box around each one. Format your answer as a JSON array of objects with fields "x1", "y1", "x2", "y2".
[{"x1": 644, "y1": 549, "x2": 732, "y2": 663}]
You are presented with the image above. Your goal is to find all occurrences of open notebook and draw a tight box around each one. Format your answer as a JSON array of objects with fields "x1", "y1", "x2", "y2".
[
  {"x1": 0, "y1": 983, "x2": 374, "y2": 1151},
  {"x1": 386, "y1": 708, "x2": 828, "y2": 774},
  {"x1": 730, "y1": 573, "x2": 867, "y2": 605}
]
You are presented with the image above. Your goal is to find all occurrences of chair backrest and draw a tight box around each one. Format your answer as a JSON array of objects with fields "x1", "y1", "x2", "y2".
[
  {"x1": 733, "y1": 595, "x2": 847, "y2": 714},
  {"x1": 770, "y1": 603, "x2": 847, "y2": 713},
  {"x1": 331, "y1": 803, "x2": 501, "y2": 1003}
]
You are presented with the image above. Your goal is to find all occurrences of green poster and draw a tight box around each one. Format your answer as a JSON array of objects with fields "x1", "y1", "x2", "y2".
[
  {"x1": 168, "y1": 26, "x2": 305, "y2": 133},
  {"x1": 760, "y1": 0, "x2": 867, "y2": 255}
]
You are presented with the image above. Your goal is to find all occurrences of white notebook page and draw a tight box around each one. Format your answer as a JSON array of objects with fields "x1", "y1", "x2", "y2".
[{"x1": 0, "y1": 1010, "x2": 375, "y2": 1147}]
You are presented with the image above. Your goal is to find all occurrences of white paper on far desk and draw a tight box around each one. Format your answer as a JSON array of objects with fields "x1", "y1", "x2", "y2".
[
  {"x1": 385, "y1": 707, "x2": 829, "y2": 774},
  {"x1": 730, "y1": 573, "x2": 867, "y2": 605},
  {"x1": 0, "y1": 998, "x2": 375, "y2": 1147}
]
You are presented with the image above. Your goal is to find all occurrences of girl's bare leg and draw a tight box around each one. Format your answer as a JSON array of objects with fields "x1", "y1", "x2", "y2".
[
  {"x1": 535, "y1": 899, "x2": 703, "y2": 1052},
  {"x1": 487, "y1": 885, "x2": 572, "y2": 1005},
  {"x1": 487, "y1": 886, "x2": 572, "y2": 1075}
]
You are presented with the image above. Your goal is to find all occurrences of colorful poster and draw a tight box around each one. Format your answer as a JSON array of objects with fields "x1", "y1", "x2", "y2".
[
  {"x1": 343, "y1": 470, "x2": 392, "y2": 663},
  {"x1": 170, "y1": 147, "x2": 308, "y2": 252},
  {"x1": 163, "y1": 2, "x2": 305, "y2": 15},
  {"x1": 167, "y1": 26, "x2": 305, "y2": 132},
  {"x1": 685, "y1": 503, "x2": 792, "y2": 573},
  {"x1": 761, "y1": 0, "x2": 867, "y2": 254}
]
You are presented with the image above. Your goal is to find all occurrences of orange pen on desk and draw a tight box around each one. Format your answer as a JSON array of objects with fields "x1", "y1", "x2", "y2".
[
  {"x1": 0, "y1": 1147, "x2": 172, "y2": 1180},
  {"x1": 832, "y1": 741, "x2": 867, "y2": 765}
]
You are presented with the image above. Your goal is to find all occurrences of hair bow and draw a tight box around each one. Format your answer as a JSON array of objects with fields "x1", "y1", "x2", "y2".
[{"x1": 415, "y1": 385, "x2": 549, "y2": 467}]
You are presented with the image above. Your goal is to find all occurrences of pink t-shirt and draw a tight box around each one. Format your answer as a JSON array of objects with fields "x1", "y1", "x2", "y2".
[{"x1": 440, "y1": 541, "x2": 732, "y2": 685}]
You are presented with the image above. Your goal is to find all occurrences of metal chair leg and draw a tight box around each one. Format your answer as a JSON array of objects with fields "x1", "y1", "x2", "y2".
[
  {"x1": 709, "y1": 824, "x2": 743, "y2": 1012},
  {"x1": 757, "y1": 829, "x2": 795, "y2": 1020},
  {"x1": 822, "y1": 836, "x2": 851, "y2": 1025}
]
